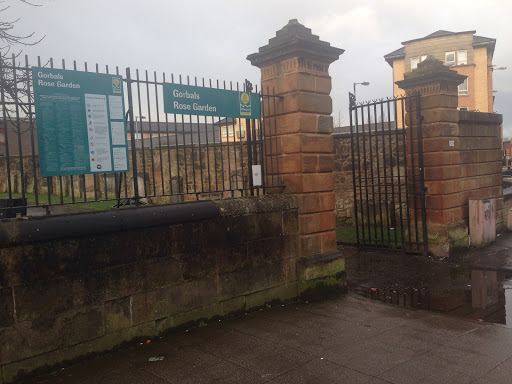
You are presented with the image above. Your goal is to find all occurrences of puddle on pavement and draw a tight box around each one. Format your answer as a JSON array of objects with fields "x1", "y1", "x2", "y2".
[{"x1": 345, "y1": 250, "x2": 512, "y2": 325}]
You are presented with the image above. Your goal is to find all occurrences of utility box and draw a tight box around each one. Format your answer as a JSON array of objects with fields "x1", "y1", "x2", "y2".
[
  {"x1": 507, "y1": 208, "x2": 512, "y2": 231},
  {"x1": 469, "y1": 197, "x2": 496, "y2": 247}
]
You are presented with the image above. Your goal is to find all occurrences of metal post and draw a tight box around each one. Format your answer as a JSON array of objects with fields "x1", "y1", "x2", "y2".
[
  {"x1": 416, "y1": 94, "x2": 428, "y2": 255},
  {"x1": 126, "y1": 68, "x2": 139, "y2": 204},
  {"x1": 348, "y1": 93, "x2": 359, "y2": 246},
  {"x1": 245, "y1": 79, "x2": 254, "y2": 196},
  {"x1": 246, "y1": 117, "x2": 254, "y2": 196}
]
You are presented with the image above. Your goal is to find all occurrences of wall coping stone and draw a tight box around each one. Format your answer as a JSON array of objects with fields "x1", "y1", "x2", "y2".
[
  {"x1": 216, "y1": 195, "x2": 297, "y2": 217},
  {"x1": 331, "y1": 128, "x2": 405, "y2": 138},
  {"x1": 0, "y1": 195, "x2": 296, "y2": 247},
  {"x1": 458, "y1": 110, "x2": 503, "y2": 124}
]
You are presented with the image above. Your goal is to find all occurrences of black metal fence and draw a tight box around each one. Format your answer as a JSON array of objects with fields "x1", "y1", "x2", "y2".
[
  {"x1": 0, "y1": 55, "x2": 281, "y2": 216},
  {"x1": 346, "y1": 92, "x2": 427, "y2": 254}
]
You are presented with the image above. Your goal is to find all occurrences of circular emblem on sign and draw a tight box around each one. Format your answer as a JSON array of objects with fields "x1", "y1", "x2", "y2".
[
  {"x1": 113, "y1": 78, "x2": 121, "y2": 87},
  {"x1": 240, "y1": 92, "x2": 250, "y2": 105}
]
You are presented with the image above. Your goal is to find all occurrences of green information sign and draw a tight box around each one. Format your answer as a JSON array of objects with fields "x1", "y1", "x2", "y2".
[
  {"x1": 162, "y1": 83, "x2": 260, "y2": 119},
  {"x1": 32, "y1": 67, "x2": 129, "y2": 177}
]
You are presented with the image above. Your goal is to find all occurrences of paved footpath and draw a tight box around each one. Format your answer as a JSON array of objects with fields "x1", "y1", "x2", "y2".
[{"x1": 31, "y1": 293, "x2": 512, "y2": 384}]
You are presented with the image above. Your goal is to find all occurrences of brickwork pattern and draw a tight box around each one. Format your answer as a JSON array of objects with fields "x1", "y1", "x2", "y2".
[
  {"x1": 473, "y1": 47, "x2": 492, "y2": 112},
  {"x1": 406, "y1": 93, "x2": 502, "y2": 255},
  {"x1": 248, "y1": 19, "x2": 344, "y2": 259},
  {"x1": 261, "y1": 67, "x2": 337, "y2": 257},
  {"x1": 421, "y1": 110, "x2": 503, "y2": 226}
]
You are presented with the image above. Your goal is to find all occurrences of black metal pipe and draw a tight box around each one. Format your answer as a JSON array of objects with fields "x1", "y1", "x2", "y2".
[{"x1": 0, "y1": 200, "x2": 220, "y2": 247}]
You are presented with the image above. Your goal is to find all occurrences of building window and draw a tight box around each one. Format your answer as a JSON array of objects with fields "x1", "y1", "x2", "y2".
[
  {"x1": 411, "y1": 57, "x2": 419, "y2": 70},
  {"x1": 458, "y1": 78, "x2": 468, "y2": 96},
  {"x1": 457, "y1": 50, "x2": 467, "y2": 65},
  {"x1": 222, "y1": 127, "x2": 228, "y2": 137},
  {"x1": 239, "y1": 123, "x2": 245, "y2": 138},
  {"x1": 411, "y1": 55, "x2": 429, "y2": 70},
  {"x1": 445, "y1": 51, "x2": 456, "y2": 66},
  {"x1": 458, "y1": 106, "x2": 469, "y2": 111},
  {"x1": 228, "y1": 125, "x2": 234, "y2": 137}
]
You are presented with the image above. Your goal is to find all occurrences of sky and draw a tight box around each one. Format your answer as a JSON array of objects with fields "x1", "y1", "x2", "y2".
[{"x1": 5, "y1": 0, "x2": 512, "y2": 135}]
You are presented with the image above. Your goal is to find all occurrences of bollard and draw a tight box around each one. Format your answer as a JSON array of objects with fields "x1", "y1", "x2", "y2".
[
  {"x1": 469, "y1": 197, "x2": 496, "y2": 246},
  {"x1": 507, "y1": 208, "x2": 512, "y2": 231}
]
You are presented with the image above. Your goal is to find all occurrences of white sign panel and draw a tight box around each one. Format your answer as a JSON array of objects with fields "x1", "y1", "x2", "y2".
[{"x1": 252, "y1": 165, "x2": 262, "y2": 186}]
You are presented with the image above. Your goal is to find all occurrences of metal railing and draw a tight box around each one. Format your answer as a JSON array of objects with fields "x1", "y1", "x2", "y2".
[
  {"x1": 0, "y1": 55, "x2": 281, "y2": 216},
  {"x1": 346, "y1": 92, "x2": 427, "y2": 254}
]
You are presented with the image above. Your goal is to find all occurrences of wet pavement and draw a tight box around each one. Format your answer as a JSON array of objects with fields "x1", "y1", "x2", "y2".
[
  {"x1": 28, "y1": 292, "x2": 512, "y2": 384},
  {"x1": 26, "y1": 232, "x2": 512, "y2": 384},
  {"x1": 345, "y1": 231, "x2": 512, "y2": 325}
]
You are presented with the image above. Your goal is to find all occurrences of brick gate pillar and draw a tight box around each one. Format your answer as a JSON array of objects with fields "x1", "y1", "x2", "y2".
[
  {"x1": 396, "y1": 56, "x2": 498, "y2": 257},
  {"x1": 248, "y1": 20, "x2": 345, "y2": 294}
]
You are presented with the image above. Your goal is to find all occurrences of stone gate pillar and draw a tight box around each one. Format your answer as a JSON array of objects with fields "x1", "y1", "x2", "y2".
[
  {"x1": 396, "y1": 56, "x2": 503, "y2": 257},
  {"x1": 248, "y1": 20, "x2": 345, "y2": 294}
]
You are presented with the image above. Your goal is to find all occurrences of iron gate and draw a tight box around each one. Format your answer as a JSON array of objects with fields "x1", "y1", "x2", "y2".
[{"x1": 346, "y1": 92, "x2": 427, "y2": 254}]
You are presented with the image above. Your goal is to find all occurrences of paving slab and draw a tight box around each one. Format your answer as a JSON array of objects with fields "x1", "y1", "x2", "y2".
[{"x1": 28, "y1": 293, "x2": 512, "y2": 384}]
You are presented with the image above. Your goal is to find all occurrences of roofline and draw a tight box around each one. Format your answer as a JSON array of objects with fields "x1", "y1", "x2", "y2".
[
  {"x1": 473, "y1": 37, "x2": 496, "y2": 55},
  {"x1": 384, "y1": 31, "x2": 496, "y2": 66},
  {"x1": 384, "y1": 53, "x2": 404, "y2": 67},
  {"x1": 384, "y1": 52, "x2": 404, "y2": 60},
  {"x1": 473, "y1": 39, "x2": 496, "y2": 47},
  {"x1": 400, "y1": 30, "x2": 476, "y2": 45}
]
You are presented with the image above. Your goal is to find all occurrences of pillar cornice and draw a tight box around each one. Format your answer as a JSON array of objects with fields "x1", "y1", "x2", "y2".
[{"x1": 247, "y1": 19, "x2": 344, "y2": 68}]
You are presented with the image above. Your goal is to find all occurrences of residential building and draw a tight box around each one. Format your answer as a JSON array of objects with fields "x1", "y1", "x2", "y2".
[
  {"x1": 217, "y1": 117, "x2": 260, "y2": 143},
  {"x1": 384, "y1": 30, "x2": 496, "y2": 114},
  {"x1": 504, "y1": 140, "x2": 512, "y2": 166},
  {"x1": 127, "y1": 121, "x2": 220, "y2": 146}
]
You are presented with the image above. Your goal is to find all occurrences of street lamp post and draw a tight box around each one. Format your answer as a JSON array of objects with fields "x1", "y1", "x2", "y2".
[{"x1": 353, "y1": 81, "x2": 370, "y2": 102}]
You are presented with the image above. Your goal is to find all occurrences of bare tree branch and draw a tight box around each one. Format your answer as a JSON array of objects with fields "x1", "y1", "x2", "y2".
[{"x1": 0, "y1": 0, "x2": 45, "y2": 130}]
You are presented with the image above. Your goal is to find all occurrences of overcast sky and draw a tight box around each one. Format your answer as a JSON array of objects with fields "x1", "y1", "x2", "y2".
[{"x1": 6, "y1": 0, "x2": 511, "y2": 134}]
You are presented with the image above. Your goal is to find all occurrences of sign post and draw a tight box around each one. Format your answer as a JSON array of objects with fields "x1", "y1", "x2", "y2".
[{"x1": 32, "y1": 67, "x2": 129, "y2": 177}]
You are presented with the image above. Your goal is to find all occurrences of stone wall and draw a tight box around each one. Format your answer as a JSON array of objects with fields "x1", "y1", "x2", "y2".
[
  {"x1": 0, "y1": 141, "x2": 256, "y2": 203},
  {"x1": 422, "y1": 110, "x2": 503, "y2": 229},
  {"x1": 0, "y1": 195, "x2": 325, "y2": 383}
]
